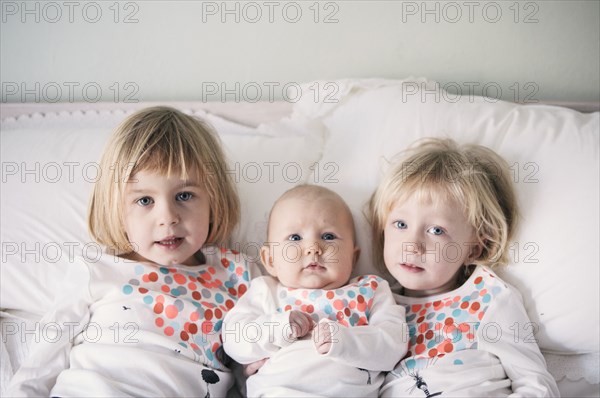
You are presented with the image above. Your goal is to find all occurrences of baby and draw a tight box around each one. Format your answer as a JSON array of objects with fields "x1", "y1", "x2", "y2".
[{"x1": 223, "y1": 184, "x2": 407, "y2": 397}]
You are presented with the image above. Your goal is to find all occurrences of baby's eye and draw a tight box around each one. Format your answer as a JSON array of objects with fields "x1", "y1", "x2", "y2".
[
  {"x1": 288, "y1": 234, "x2": 302, "y2": 241},
  {"x1": 393, "y1": 221, "x2": 407, "y2": 229},
  {"x1": 136, "y1": 197, "x2": 153, "y2": 206},
  {"x1": 176, "y1": 192, "x2": 193, "y2": 201},
  {"x1": 428, "y1": 226, "x2": 444, "y2": 236},
  {"x1": 321, "y1": 233, "x2": 336, "y2": 241}
]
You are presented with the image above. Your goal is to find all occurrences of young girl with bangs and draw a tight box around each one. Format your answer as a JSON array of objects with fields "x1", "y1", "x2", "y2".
[
  {"x1": 8, "y1": 106, "x2": 252, "y2": 397},
  {"x1": 369, "y1": 138, "x2": 559, "y2": 397}
]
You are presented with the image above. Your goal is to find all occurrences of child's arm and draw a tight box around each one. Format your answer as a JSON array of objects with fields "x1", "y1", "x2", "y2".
[
  {"x1": 222, "y1": 276, "x2": 306, "y2": 364},
  {"x1": 315, "y1": 278, "x2": 408, "y2": 371},
  {"x1": 6, "y1": 262, "x2": 92, "y2": 396},
  {"x1": 478, "y1": 284, "x2": 560, "y2": 397}
]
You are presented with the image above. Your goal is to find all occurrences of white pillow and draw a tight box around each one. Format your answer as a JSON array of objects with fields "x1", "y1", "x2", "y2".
[
  {"x1": 296, "y1": 80, "x2": 599, "y2": 354},
  {"x1": 0, "y1": 107, "x2": 323, "y2": 316}
]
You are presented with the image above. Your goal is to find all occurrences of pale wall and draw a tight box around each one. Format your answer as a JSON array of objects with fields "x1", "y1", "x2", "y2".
[{"x1": 1, "y1": 0, "x2": 599, "y2": 104}]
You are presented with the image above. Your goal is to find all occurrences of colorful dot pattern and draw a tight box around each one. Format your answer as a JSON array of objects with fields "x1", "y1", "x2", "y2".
[
  {"x1": 121, "y1": 248, "x2": 250, "y2": 370},
  {"x1": 275, "y1": 275, "x2": 382, "y2": 327},
  {"x1": 400, "y1": 268, "x2": 504, "y2": 372}
]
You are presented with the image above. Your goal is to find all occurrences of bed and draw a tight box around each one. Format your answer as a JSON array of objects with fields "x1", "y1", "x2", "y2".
[{"x1": 1, "y1": 78, "x2": 598, "y2": 397}]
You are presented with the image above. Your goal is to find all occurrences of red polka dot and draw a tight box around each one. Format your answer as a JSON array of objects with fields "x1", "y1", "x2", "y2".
[
  {"x1": 471, "y1": 302, "x2": 481, "y2": 311},
  {"x1": 418, "y1": 323, "x2": 428, "y2": 333},
  {"x1": 153, "y1": 303, "x2": 164, "y2": 314},
  {"x1": 336, "y1": 311, "x2": 344, "y2": 320},
  {"x1": 148, "y1": 272, "x2": 158, "y2": 282},
  {"x1": 155, "y1": 317, "x2": 164, "y2": 327},
  {"x1": 225, "y1": 300, "x2": 235, "y2": 309},
  {"x1": 326, "y1": 291, "x2": 334, "y2": 299},
  {"x1": 236, "y1": 266, "x2": 244, "y2": 275},
  {"x1": 189, "y1": 323, "x2": 198, "y2": 334},
  {"x1": 205, "y1": 309, "x2": 213, "y2": 320},
  {"x1": 142, "y1": 275, "x2": 150, "y2": 283},
  {"x1": 417, "y1": 316, "x2": 425, "y2": 323},
  {"x1": 444, "y1": 317, "x2": 454, "y2": 325},
  {"x1": 428, "y1": 348, "x2": 438, "y2": 357},
  {"x1": 357, "y1": 295, "x2": 365, "y2": 303},
  {"x1": 357, "y1": 317, "x2": 367, "y2": 326},
  {"x1": 221, "y1": 258, "x2": 229, "y2": 267},
  {"x1": 357, "y1": 302, "x2": 367, "y2": 312},
  {"x1": 192, "y1": 291, "x2": 201, "y2": 300},
  {"x1": 284, "y1": 305, "x2": 292, "y2": 311},
  {"x1": 173, "y1": 274, "x2": 185, "y2": 284},
  {"x1": 180, "y1": 331, "x2": 189, "y2": 341},
  {"x1": 164, "y1": 326, "x2": 174, "y2": 336},
  {"x1": 460, "y1": 301, "x2": 469, "y2": 309},
  {"x1": 306, "y1": 305, "x2": 314, "y2": 313},
  {"x1": 208, "y1": 267, "x2": 216, "y2": 274},
  {"x1": 425, "y1": 330, "x2": 434, "y2": 340},
  {"x1": 238, "y1": 284, "x2": 247, "y2": 296},
  {"x1": 161, "y1": 285, "x2": 170, "y2": 293},
  {"x1": 156, "y1": 295, "x2": 164, "y2": 303},
  {"x1": 412, "y1": 304, "x2": 422, "y2": 312},
  {"x1": 201, "y1": 321, "x2": 213, "y2": 334},
  {"x1": 190, "y1": 312, "x2": 199, "y2": 322},
  {"x1": 474, "y1": 276, "x2": 483, "y2": 285},
  {"x1": 188, "y1": 282, "x2": 197, "y2": 290},
  {"x1": 333, "y1": 300, "x2": 345, "y2": 310},
  {"x1": 215, "y1": 308, "x2": 223, "y2": 319},
  {"x1": 139, "y1": 287, "x2": 148, "y2": 294},
  {"x1": 349, "y1": 301, "x2": 356, "y2": 309},
  {"x1": 415, "y1": 344, "x2": 426, "y2": 355},
  {"x1": 444, "y1": 342, "x2": 454, "y2": 353},
  {"x1": 165, "y1": 305, "x2": 178, "y2": 319},
  {"x1": 416, "y1": 334, "x2": 424, "y2": 344}
]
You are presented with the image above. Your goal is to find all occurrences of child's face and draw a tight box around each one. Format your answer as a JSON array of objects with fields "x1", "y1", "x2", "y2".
[
  {"x1": 261, "y1": 194, "x2": 359, "y2": 290},
  {"x1": 122, "y1": 169, "x2": 210, "y2": 266},
  {"x1": 383, "y1": 194, "x2": 481, "y2": 297}
]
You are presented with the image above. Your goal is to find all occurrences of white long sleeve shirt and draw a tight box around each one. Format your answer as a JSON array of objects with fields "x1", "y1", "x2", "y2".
[
  {"x1": 223, "y1": 274, "x2": 408, "y2": 397},
  {"x1": 380, "y1": 266, "x2": 560, "y2": 398},
  {"x1": 7, "y1": 246, "x2": 252, "y2": 397}
]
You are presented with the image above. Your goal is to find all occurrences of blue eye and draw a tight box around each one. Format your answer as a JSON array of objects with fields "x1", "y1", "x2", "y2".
[
  {"x1": 177, "y1": 192, "x2": 193, "y2": 201},
  {"x1": 137, "y1": 197, "x2": 153, "y2": 206},
  {"x1": 288, "y1": 234, "x2": 302, "y2": 241},
  {"x1": 322, "y1": 233, "x2": 336, "y2": 241},
  {"x1": 428, "y1": 226, "x2": 444, "y2": 236},
  {"x1": 393, "y1": 221, "x2": 407, "y2": 229}
]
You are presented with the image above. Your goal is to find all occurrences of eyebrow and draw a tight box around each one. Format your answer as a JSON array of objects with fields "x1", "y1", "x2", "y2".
[{"x1": 126, "y1": 181, "x2": 202, "y2": 195}]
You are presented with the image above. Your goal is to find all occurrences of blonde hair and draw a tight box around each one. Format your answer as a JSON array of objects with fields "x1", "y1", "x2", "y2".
[
  {"x1": 368, "y1": 138, "x2": 519, "y2": 274},
  {"x1": 88, "y1": 106, "x2": 239, "y2": 254}
]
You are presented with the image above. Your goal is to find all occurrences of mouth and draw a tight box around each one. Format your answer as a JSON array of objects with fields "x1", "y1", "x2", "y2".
[
  {"x1": 400, "y1": 262, "x2": 424, "y2": 273},
  {"x1": 304, "y1": 262, "x2": 326, "y2": 272},
  {"x1": 155, "y1": 236, "x2": 184, "y2": 249}
]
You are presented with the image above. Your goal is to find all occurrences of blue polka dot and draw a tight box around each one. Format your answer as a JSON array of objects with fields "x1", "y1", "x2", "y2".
[
  {"x1": 122, "y1": 285, "x2": 133, "y2": 295},
  {"x1": 215, "y1": 293, "x2": 224, "y2": 303},
  {"x1": 452, "y1": 309, "x2": 463, "y2": 317},
  {"x1": 159, "y1": 267, "x2": 169, "y2": 274},
  {"x1": 214, "y1": 320, "x2": 222, "y2": 332},
  {"x1": 134, "y1": 265, "x2": 144, "y2": 275},
  {"x1": 436, "y1": 313, "x2": 446, "y2": 321},
  {"x1": 406, "y1": 359, "x2": 416, "y2": 369},
  {"x1": 482, "y1": 294, "x2": 491, "y2": 303},
  {"x1": 348, "y1": 290, "x2": 356, "y2": 298},
  {"x1": 143, "y1": 295, "x2": 153, "y2": 304},
  {"x1": 454, "y1": 359, "x2": 464, "y2": 365},
  {"x1": 171, "y1": 289, "x2": 180, "y2": 296}
]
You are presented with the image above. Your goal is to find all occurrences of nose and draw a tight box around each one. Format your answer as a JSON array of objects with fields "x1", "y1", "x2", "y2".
[
  {"x1": 158, "y1": 202, "x2": 180, "y2": 226},
  {"x1": 306, "y1": 241, "x2": 323, "y2": 257}
]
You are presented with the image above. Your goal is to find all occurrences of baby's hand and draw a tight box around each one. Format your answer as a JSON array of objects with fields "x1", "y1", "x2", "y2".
[
  {"x1": 314, "y1": 321, "x2": 333, "y2": 354},
  {"x1": 288, "y1": 310, "x2": 314, "y2": 339}
]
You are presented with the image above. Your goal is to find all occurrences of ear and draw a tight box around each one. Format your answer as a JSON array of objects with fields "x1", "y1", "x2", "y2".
[
  {"x1": 467, "y1": 241, "x2": 483, "y2": 263},
  {"x1": 260, "y1": 244, "x2": 278, "y2": 278}
]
